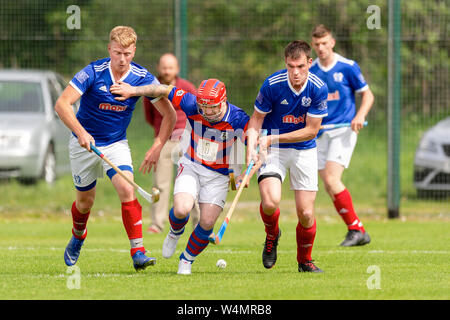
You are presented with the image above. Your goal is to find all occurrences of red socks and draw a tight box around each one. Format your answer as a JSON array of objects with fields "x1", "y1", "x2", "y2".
[
  {"x1": 333, "y1": 189, "x2": 365, "y2": 233},
  {"x1": 296, "y1": 219, "x2": 316, "y2": 264},
  {"x1": 71, "y1": 198, "x2": 145, "y2": 257},
  {"x1": 121, "y1": 199, "x2": 145, "y2": 256},
  {"x1": 260, "y1": 203, "x2": 317, "y2": 264},
  {"x1": 259, "y1": 203, "x2": 280, "y2": 240},
  {"x1": 71, "y1": 201, "x2": 90, "y2": 240}
]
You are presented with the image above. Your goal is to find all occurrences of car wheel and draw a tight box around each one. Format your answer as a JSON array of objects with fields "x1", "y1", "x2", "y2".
[
  {"x1": 18, "y1": 177, "x2": 37, "y2": 185},
  {"x1": 42, "y1": 146, "x2": 57, "y2": 184}
]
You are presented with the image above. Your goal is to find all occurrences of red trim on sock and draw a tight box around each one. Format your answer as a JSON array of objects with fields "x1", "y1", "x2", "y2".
[
  {"x1": 333, "y1": 189, "x2": 365, "y2": 232},
  {"x1": 296, "y1": 219, "x2": 316, "y2": 264},
  {"x1": 259, "y1": 203, "x2": 280, "y2": 240}
]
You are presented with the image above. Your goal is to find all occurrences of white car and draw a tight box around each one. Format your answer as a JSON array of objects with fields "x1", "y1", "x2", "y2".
[
  {"x1": 0, "y1": 69, "x2": 73, "y2": 184},
  {"x1": 414, "y1": 116, "x2": 450, "y2": 196}
]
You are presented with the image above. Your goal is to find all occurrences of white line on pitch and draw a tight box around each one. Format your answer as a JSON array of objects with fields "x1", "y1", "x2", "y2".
[{"x1": 0, "y1": 246, "x2": 448, "y2": 255}]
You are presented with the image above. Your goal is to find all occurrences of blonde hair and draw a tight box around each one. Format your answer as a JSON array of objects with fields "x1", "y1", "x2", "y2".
[{"x1": 109, "y1": 26, "x2": 137, "y2": 47}]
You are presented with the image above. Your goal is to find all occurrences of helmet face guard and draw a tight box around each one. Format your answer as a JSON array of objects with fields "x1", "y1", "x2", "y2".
[
  {"x1": 197, "y1": 101, "x2": 226, "y2": 122},
  {"x1": 196, "y1": 79, "x2": 227, "y2": 122}
]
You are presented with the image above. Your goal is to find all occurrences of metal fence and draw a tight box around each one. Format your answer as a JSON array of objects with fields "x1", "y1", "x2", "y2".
[{"x1": 0, "y1": 0, "x2": 448, "y2": 213}]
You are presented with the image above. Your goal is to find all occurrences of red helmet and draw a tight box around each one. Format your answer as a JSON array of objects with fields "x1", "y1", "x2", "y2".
[
  {"x1": 196, "y1": 79, "x2": 227, "y2": 122},
  {"x1": 196, "y1": 79, "x2": 227, "y2": 107}
]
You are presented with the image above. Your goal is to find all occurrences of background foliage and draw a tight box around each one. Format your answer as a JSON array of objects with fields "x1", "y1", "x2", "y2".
[{"x1": 0, "y1": 0, "x2": 449, "y2": 212}]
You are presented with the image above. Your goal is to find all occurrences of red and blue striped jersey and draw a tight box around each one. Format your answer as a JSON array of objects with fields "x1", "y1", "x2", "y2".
[{"x1": 168, "y1": 87, "x2": 249, "y2": 175}]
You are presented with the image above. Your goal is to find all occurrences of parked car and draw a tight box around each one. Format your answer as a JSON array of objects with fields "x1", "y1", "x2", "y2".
[
  {"x1": 414, "y1": 116, "x2": 450, "y2": 197},
  {"x1": 0, "y1": 69, "x2": 74, "y2": 184}
]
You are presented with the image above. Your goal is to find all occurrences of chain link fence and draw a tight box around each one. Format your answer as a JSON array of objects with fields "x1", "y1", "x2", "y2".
[{"x1": 0, "y1": 0, "x2": 448, "y2": 213}]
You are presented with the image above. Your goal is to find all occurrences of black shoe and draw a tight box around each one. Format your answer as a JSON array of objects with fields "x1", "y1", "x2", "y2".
[
  {"x1": 262, "y1": 230, "x2": 281, "y2": 269},
  {"x1": 298, "y1": 260, "x2": 324, "y2": 273},
  {"x1": 340, "y1": 230, "x2": 371, "y2": 247}
]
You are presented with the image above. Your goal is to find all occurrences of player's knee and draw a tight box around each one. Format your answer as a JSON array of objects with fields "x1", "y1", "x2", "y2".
[
  {"x1": 76, "y1": 197, "x2": 94, "y2": 213},
  {"x1": 199, "y1": 218, "x2": 215, "y2": 231},
  {"x1": 173, "y1": 205, "x2": 190, "y2": 219},
  {"x1": 321, "y1": 173, "x2": 333, "y2": 186},
  {"x1": 118, "y1": 185, "x2": 135, "y2": 202},
  {"x1": 322, "y1": 174, "x2": 340, "y2": 190},
  {"x1": 297, "y1": 209, "x2": 314, "y2": 225},
  {"x1": 261, "y1": 199, "x2": 280, "y2": 215}
]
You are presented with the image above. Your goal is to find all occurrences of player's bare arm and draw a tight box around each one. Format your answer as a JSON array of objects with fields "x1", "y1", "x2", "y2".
[
  {"x1": 266, "y1": 116, "x2": 322, "y2": 146},
  {"x1": 55, "y1": 85, "x2": 95, "y2": 151},
  {"x1": 352, "y1": 88, "x2": 374, "y2": 133},
  {"x1": 246, "y1": 110, "x2": 266, "y2": 165},
  {"x1": 110, "y1": 81, "x2": 173, "y2": 101},
  {"x1": 139, "y1": 97, "x2": 176, "y2": 174}
]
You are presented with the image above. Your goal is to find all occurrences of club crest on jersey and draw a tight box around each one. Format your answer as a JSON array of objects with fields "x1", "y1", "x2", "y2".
[
  {"x1": 301, "y1": 97, "x2": 311, "y2": 107},
  {"x1": 176, "y1": 89, "x2": 185, "y2": 96},
  {"x1": 333, "y1": 72, "x2": 344, "y2": 82},
  {"x1": 99, "y1": 103, "x2": 127, "y2": 112},
  {"x1": 283, "y1": 114, "x2": 305, "y2": 124}
]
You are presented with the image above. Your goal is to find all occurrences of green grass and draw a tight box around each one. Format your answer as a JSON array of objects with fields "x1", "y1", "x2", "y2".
[
  {"x1": 0, "y1": 211, "x2": 448, "y2": 300},
  {"x1": 0, "y1": 104, "x2": 449, "y2": 301}
]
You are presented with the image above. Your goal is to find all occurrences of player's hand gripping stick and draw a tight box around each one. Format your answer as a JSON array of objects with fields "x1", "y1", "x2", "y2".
[{"x1": 208, "y1": 130, "x2": 267, "y2": 245}]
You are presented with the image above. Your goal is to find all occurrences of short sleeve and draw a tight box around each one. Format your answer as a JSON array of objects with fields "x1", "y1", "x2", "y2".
[
  {"x1": 235, "y1": 109, "x2": 250, "y2": 143},
  {"x1": 168, "y1": 87, "x2": 197, "y2": 115},
  {"x1": 254, "y1": 79, "x2": 273, "y2": 114},
  {"x1": 307, "y1": 83, "x2": 328, "y2": 118},
  {"x1": 347, "y1": 62, "x2": 369, "y2": 93},
  {"x1": 69, "y1": 64, "x2": 95, "y2": 95}
]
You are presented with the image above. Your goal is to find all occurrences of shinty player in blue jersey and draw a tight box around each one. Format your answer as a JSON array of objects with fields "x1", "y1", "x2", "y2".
[
  {"x1": 54, "y1": 26, "x2": 176, "y2": 271},
  {"x1": 310, "y1": 25, "x2": 374, "y2": 247},
  {"x1": 110, "y1": 78, "x2": 250, "y2": 275},
  {"x1": 246, "y1": 40, "x2": 328, "y2": 273}
]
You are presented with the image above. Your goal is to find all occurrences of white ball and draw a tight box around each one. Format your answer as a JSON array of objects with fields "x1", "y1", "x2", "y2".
[{"x1": 216, "y1": 259, "x2": 227, "y2": 268}]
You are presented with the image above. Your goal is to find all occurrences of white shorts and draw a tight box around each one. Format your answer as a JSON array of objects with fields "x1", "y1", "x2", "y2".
[
  {"x1": 257, "y1": 147, "x2": 318, "y2": 191},
  {"x1": 69, "y1": 135, "x2": 133, "y2": 191},
  {"x1": 174, "y1": 156, "x2": 229, "y2": 208},
  {"x1": 316, "y1": 127, "x2": 357, "y2": 170}
]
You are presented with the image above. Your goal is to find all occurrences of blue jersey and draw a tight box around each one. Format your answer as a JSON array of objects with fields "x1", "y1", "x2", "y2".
[
  {"x1": 310, "y1": 54, "x2": 368, "y2": 136},
  {"x1": 168, "y1": 87, "x2": 249, "y2": 175},
  {"x1": 70, "y1": 58, "x2": 160, "y2": 146},
  {"x1": 254, "y1": 70, "x2": 328, "y2": 150}
]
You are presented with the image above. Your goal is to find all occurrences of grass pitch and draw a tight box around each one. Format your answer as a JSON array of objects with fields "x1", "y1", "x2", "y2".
[{"x1": 0, "y1": 209, "x2": 448, "y2": 301}]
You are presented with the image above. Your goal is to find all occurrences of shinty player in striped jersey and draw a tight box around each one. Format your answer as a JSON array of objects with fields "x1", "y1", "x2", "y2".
[{"x1": 111, "y1": 78, "x2": 250, "y2": 275}]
